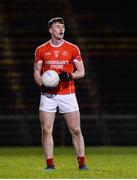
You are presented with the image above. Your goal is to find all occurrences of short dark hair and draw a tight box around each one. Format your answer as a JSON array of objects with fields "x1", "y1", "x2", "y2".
[{"x1": 48, "y1": 17, "x2": 65, "y2": 28}]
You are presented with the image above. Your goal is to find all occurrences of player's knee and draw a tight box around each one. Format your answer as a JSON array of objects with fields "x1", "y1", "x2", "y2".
[
  {"x1": 43, "y1": 126, "x2": 52, "y2": 136},
  {"x1": 70, "y1": 128, "x2": 81, "y2": 136}
]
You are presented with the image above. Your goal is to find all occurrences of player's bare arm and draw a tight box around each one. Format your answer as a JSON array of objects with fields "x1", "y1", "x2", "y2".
[
  {"x1": 72, "y1": 60, "x2": 85, "y2": 80},
  {"x1": 34, "y1": 62, "x2": 43, "y2": 86}
]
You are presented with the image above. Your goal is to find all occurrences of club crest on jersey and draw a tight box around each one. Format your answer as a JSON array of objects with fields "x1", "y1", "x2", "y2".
[
  {"x1": 62, "y1": 51, "x2": 68, "y2": 56},
  {"x1": 53, "y1": 51, "x2": 60, "y2": 58}
]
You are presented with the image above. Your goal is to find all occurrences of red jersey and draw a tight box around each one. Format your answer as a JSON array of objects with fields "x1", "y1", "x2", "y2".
[{"x1": 34, "y1": 40, "x2": 82, "y2": 94}]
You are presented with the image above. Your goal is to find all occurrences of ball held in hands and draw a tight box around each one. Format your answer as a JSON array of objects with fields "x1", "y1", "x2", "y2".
[{"x1": 42, "y1": 70, "x2": 59, "y2": 88}]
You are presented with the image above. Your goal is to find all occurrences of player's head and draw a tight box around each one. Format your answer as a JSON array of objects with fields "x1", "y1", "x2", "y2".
[
  {"x1": 48, "y1": 17, "x2": 65, "y2": 28},
  {"x1": 48, "y1": 17, "x2": 65, "y2": 40}
]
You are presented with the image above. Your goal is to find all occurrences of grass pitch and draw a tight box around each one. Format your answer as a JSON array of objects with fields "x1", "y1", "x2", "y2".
[{"x1": 0, "y1": 146, "x2": 137, "y2": 178}]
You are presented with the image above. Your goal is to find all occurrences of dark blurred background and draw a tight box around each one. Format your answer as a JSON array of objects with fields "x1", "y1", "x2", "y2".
[{"x1": 0, "y1": 0, "x2": 137, "y2": 146}]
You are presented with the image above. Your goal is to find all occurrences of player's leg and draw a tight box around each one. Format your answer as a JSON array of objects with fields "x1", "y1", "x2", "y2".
[
  {"x1": 63, "y1": 110, "x2": 87, "y2": 170},
  {"x1": 39, "y1": 94, "x2": 58, "y2": 170},
  {"x1": 39, "y1": 111, "x2": 56, "y2": 169},
  {"x1": 63, "y1": 110, "x2": 84, "y2": 156}
]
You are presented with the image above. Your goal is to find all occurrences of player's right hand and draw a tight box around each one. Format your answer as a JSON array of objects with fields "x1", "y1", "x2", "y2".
[{"x1": 40, "y1": 84, "x2": 54, "y2": 93}]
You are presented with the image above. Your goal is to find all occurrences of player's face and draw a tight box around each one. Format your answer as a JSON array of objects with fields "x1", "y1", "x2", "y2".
[{"x1": 49, "y1": 22, "x2": 65, "y2": 40}]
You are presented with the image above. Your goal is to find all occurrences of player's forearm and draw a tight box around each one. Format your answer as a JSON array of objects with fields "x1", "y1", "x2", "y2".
[
  {"x1": 34, "y1": 71, "x2": 42, "y2": 86},
  {"x1": 34, "y1": 63, "x2": 43, "y2": 86},
  {"x1": 72, "y1": 70, "x2": 85, "y2": 80},
  {"x1": 72, "y1": 60, "x2": 85, "y2": 80}
]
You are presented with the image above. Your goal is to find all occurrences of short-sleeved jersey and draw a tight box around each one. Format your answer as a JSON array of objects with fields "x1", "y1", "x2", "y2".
[{"x1": 34, "y1": 40, "x2": 82, "y2": 95}]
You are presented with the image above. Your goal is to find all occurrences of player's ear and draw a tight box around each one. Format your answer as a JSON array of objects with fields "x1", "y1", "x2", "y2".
[{"x1": 49, "y1": 28, "x2": 52, "y2": 34}]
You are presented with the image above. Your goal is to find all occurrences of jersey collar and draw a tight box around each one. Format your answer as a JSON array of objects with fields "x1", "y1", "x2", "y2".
[{"x1": 49, "y1": 39, "x2": 64, "y2": 47}]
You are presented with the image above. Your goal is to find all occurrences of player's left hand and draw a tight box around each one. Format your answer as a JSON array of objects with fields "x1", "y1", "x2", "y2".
[{"x1": 59, "y1": 71, "x2": 73, "y2": 81}]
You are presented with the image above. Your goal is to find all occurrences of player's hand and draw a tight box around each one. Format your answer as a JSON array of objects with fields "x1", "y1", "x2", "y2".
[
  {"x1": 59, "y1": 71, "x2": 73, "y2": 81},
  {"x1": 40, "y1": 84, "x2": 54, "y2": 93}
]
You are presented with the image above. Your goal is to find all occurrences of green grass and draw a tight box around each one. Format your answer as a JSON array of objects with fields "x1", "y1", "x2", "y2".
[{"x1": 0, "y1": 146, "x2": 137, "y2": 178}]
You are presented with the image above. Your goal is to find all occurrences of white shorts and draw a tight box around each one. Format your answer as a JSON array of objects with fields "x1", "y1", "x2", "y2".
[{"x1": 39, "y1": 93, "x2": 79, "y2": 113}]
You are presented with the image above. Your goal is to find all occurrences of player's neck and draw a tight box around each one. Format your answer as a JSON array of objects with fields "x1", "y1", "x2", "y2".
[{"x1": 50, "y1": 38, "x2": 64, "y2": 47}]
